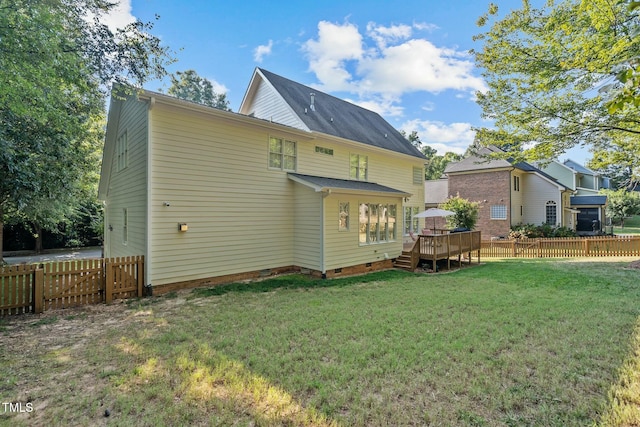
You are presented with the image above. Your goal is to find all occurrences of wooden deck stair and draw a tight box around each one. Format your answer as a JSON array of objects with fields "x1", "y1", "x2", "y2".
[{"x1": 394, "y1": 251, "x2": 414, "y2": 271}]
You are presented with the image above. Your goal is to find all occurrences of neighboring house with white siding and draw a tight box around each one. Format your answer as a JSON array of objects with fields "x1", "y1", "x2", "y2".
[
  {"x1": 98, "y1": 68, "x2": 426, "y2": 292},
  {"x1": 535, "y1": 159, "x2": 609, "y2": 234}
]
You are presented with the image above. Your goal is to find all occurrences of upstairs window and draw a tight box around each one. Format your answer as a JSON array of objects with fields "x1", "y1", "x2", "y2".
[
  {"x1": 269, "y1": 137, "x2": 296, "y2": 171},
  {"x1": 413, "y1": 167, "x2": 424, "y2": 185},
  {"x1": 117, "y1": 131, "x2": 128, "y2": 172},
  {"x1": 513, "y1": 176, "x2": 520, "y2": 191},
  {"x1": 350, "y1": 154, "x2": 368, "y2": 181}
]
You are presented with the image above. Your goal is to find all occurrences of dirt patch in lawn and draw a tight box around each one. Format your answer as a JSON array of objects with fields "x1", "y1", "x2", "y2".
[{"x1": 628, "y1": 259, "x2": 640, "y2": 269}]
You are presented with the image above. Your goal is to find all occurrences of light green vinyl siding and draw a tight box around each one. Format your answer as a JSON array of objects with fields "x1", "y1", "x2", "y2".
[
  {"x1": 323, "y1": 194, "x2": 403, "y2": 271},
  {"x1": 103, "y1": 97, "x2": 147, "y2": 258},
  {"x1": 149, "y1": 104, "x2": 296, "y2": 286},
  {"x1": 292, "y1": 183, "x2": 322, "y2": 271}
]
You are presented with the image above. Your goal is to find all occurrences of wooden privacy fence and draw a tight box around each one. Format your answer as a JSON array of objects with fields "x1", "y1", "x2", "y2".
[
  {"x1": 481, "y1": 236, "x2": 640, "y2": 258},
  {"x1": 0, "y1": 256, "x2": 144, "y2": 316}
]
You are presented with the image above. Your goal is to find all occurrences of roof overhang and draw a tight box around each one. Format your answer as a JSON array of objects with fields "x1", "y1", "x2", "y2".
[{"x1": 288, "y1": 173, "x2": 412, "y2": 197}]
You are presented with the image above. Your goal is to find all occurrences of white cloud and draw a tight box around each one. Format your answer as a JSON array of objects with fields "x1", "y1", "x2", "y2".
[
  {"x1": 302, "y1": 21, "x2": 363, "y2": 91},
  {"x1": 99, "y1": 0, "x2": 136, "y2": 31},
  {"x1": 302, "y1": 20, "x2": 487, "y2": 100},
  {"x1": 366, "y1": 22, "x2": 412, "y2": 49},
  {"x1": 254, "y1": 40, "x2": 274, "y2": 63},
  {"x1": 401, "y1": 119, "x2": 475, "y2": 154}
]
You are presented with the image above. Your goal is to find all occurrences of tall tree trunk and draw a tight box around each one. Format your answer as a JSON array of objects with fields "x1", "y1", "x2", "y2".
[{"x1": 34, "y1": 224, "x2": 43, "y2": 254}]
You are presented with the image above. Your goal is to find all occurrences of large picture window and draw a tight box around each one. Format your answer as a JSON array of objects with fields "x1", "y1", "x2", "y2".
[
  {"x1": 269, "y1": 136, "x2": 296, "y2": 171},
  {"x1": 359, "y1": 203, "x2": 396, "y2": 244}
]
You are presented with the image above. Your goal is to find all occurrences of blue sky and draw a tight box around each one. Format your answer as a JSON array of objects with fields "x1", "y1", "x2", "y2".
[{"x1": 103, "y1": 0, "x2": 589, "y2": 164}]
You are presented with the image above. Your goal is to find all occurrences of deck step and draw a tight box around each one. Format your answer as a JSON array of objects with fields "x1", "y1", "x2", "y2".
[{"x1": 394, "y1": 252, "x2": 414, "y2": 271}]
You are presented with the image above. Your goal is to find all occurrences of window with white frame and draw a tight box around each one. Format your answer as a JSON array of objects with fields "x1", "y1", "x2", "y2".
[
  {"x1": 359, "y1": 203, "x2": 396, "y2": 244},
  {"x1": 350, "y1": 154, "x2": 368, "y2": 181},
  {"x1": 269, "y1": 136, "x2": 297, "y2": 171},
  {"x1": 122, "y1": 208, "x2": 128, "y2": 245},
  {"x1": 545, "y1": 201, "x2": 557, "y2": 225},
  {"x1": 491, "y1": 204, "x2": 507, "y2": 220},
  {"x1": 117, "y1": 131, "x2": 128, "y2": 172},
  {"x1": 339, "y1": 202, "x2": 349, "y2": 231},
  {"x1": 404, "y1": 206, "x2": 420, "y2": 234},
  {"x1": 513, "y1": 175, "x2": 520, "y2": 191},
  {"x1": 413, "y1": 167, "x2": 424, "y2": 185}
]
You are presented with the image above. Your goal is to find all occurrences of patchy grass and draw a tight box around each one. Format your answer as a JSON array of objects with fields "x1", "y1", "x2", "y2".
[{"x1": 0, "y1": 259, "x2": 639, "y2": 426}]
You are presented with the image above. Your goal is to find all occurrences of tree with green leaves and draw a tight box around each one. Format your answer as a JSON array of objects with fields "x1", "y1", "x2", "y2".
[
  {"x1": 167, "y1": 70, "x2": 232, "y2": 111},
  {"x1": 472, "y1": 0, "x2": 640, "y2": 176},
  {"x1": 601, "y1": 188, "x2": 640, "y2": 228},
  {"x1": 0, "y1": 0, "x2": 175, "y2": 261},
  {"x1": 440, "y1": 195, "x2": 479, "y2": 230}
]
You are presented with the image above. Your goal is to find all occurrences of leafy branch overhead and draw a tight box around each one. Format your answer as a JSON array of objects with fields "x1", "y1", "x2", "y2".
[
  {"x1": 472, "y1": 0, "x2": 640, "y2": 184},
  {"x1": 0, "y1": 0, "x2": 176, "y2": 259}
]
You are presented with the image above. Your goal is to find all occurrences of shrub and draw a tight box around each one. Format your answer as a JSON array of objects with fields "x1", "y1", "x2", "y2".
[
  {"x1": 509, "y1": 223, "x2": 577, "y2": 238},
  {"x1": 440, "y1": 195, "x2": 479, "y2": 230}
]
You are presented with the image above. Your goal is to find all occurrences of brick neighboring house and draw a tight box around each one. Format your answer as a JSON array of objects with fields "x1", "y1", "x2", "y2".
[{"x1": 440, "y1": 146, "x2": 573, "y2": 240}]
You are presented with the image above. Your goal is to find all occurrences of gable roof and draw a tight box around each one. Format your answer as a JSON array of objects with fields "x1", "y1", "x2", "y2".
[
  {"x1": 240, "y1": 68, "x2": 425, "y2": 160},
  {"x1": 288, "y1": 173, "x2": 411, "y2": 197},
  {"x1": 444, "y1": 146, "x2": 570, "y2": 190},
  {"x1": 563, "y1": 159, "x2": 596, "y2": 175}
]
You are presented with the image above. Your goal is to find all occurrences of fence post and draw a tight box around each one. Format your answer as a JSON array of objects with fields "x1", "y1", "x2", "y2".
[
  {"x1": 104, "y1": 258, "x2": 113, "y2": 304},
  {"x1": 32, "y1": 268, "x2": 44, "y2": 314},
  {"x1": 136, "y1": 256, "x2": 144, "y2": 297},
  {"x1": 512, "y1": 240, "x2": 517, "y2": 257},
  {"x1": 584, "y1": 239, "x2": 590, "y2": 256}
]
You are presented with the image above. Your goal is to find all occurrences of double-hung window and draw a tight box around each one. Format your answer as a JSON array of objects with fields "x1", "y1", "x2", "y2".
[
  {"x1": 117, "y1": 131, "x2": 128, "y2": 172},
  {"x1": 269, "y1": 136, "x2": 296, "y2": 171},
  {"x1": 350, "y1": 154, "x2": 368, "y2": 180}
]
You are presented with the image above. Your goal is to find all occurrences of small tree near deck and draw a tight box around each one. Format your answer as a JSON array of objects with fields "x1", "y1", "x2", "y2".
[{"x1": 440, "y1": 195, "x2": 479, "y2": 230}]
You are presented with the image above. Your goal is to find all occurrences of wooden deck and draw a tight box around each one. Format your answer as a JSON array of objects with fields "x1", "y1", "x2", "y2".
[{"x1": 396, "y1": 231, "x2": 482, "y2": 271}]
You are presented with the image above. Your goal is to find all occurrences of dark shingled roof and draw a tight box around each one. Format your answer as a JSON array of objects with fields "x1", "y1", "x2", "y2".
[
  {"x1": 288, "y1": 173, "x2": 411, "y2": 196},
  {"x1": 259, "y1": 68, "x2": 425, "y2": 159},
  {"x1": 570, "y1": 195, "x2": 607, "y2": 206}
]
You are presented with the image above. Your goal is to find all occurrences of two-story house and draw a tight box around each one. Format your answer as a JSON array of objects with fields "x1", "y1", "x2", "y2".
[
  {"x1": 438, "y1": 146, "x2": 573, "y2": 239},
  {"x1": 536, "y1": 160, "x2": 609, "y2": 234},
  {"x1": 98, "y1": 68, "x2": 426, "y2": 292}
]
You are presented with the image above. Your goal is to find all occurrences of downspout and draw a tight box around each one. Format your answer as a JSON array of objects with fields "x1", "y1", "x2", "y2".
[
  {"x1": 320, "y1": 189, "x2": 329, "y2": 278},
  {"x1": 145, "y1": 97, "x2": 155, "y2": 293}
]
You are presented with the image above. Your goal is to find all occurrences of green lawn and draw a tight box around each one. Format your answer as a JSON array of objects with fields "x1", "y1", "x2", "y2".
[
  {"x1": 1, "y1": 258, "x2": 639, "y2": 426},
  {"x1": 614, "y1": 214, "x2": 640, "y2": 235}
]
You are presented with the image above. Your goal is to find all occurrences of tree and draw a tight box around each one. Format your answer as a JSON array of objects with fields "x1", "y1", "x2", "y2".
[
  {"x1": 167, "y1": 70, "x2": 232, "y2": 111},
  {"x1": 440, "y1": 195, "x2": 479, "y2": 230},
  {"x1": 0, "y1": 0, "x2": 175, "y2": 261},
  {"x1": 601, "y1": 188, "x2": 640, "y2": 228},
  {"x1": 425, "y1": 151, "x2": 463, "y2": 180},
  {"x1": 472, "y1": 0, "x2": 640, "y2": 169},
  {"x1": 587, "y1": 134, "x2": 640, "y2": 189}
]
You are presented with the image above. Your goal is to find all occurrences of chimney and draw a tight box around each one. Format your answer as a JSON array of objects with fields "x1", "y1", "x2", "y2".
[{"x1": 310, "y1": 93, "x2": 315, "y2": 112}]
